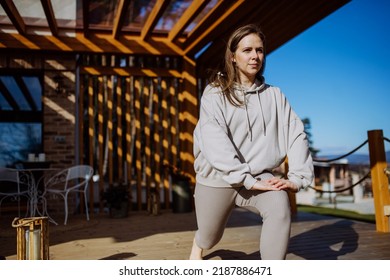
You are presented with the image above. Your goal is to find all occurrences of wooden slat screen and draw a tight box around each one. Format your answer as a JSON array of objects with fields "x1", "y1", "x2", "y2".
[{"x1": 79, "y1": 63, "x2": 183, "y2": 211}]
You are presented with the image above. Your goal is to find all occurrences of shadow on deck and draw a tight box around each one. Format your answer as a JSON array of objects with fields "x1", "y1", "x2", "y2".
[{"x1": 1, "y1": 207, "x2": 389, "y2": 260}]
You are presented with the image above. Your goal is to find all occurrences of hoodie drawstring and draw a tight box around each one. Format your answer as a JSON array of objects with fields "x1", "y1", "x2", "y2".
[
  {"x1": 257, "y1": 92, "x2": 266, "y2": 137},
  {"x1": 243, "y1": 91, "x2": 253, "y2": 141},
  {"x1": 239, "y1": 78, "x2": 266, "y2": 141},
  {"x1": 243, "y1": 91, "x2": 266, "y2": 141}
]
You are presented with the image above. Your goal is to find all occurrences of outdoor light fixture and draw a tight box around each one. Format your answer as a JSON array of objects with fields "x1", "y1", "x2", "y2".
[
  {"x1": 12, "y1": 217, "x2": 49, "y2": 260},
  {"x1": 53, "y1": 74, "x2": 66, "y2": 95}
]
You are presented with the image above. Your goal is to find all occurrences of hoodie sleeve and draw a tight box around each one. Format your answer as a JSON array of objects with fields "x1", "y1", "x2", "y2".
[
  {"x1": 196, "y1": 86, "x2": 257, "y2": 189},
  {"x1": 281, "y1": 93, "x2": 314, "y2": 190}
]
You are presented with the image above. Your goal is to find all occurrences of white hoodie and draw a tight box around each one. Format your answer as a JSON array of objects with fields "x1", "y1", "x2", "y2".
[{"x1": 193, "y1": 79, "x2": 314, "y2": 190}]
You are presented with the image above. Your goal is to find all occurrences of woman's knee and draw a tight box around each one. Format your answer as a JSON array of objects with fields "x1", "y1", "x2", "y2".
[
  {"x1": 260, "y1": 191, "x2": 291, "y2": 221},
  {"x1": 195, "y1": 230, "x2": 223, "y2": 250}
]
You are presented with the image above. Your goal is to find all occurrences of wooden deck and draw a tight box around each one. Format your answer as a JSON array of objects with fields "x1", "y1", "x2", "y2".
[{"x1": 1, "y1": 208, "x2": 390, "y2": 260}]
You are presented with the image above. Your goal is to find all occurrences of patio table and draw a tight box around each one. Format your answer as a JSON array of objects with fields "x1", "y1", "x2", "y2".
[{"x1": 16, "y1": 164, "x2": 59, "y2": 221}]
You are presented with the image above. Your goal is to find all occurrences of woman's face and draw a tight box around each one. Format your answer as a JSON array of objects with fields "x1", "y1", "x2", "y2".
[{"x1": 232, "y1": 33, "x2": 264, "y2": 84}]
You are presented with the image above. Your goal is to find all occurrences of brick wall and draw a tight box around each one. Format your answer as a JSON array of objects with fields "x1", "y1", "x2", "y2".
[
  {"x1": 42, "y1": 56, "x2": 82, "y2": 217},
  {"x1": 43, "y1": 80, "x2": 76, "y2": 169}
]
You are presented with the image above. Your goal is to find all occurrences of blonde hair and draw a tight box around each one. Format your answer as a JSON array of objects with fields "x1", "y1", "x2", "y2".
[{"x1": 209, "y1": 24, "x2": 266, "y2": 106}]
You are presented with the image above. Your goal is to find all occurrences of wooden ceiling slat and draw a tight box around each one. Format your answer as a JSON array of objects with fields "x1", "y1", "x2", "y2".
[
  {"x1": 184, "y1": 0, "x2": 230, "y2": 49},
  {"x1": 0, "y1": 0, "x2": 351, "y2": 64},
  {"x1": 140, "y1": 0, "x2": 170, "y2": 41},
  {"x1": 0, "y1": 32, "x2": 182, "y2": 55},
  {"x1": 40, "y1": 0, "x2": 58, "y2": 37},
  {"x1": 80, "y1": 66, "x2": 182, "y2": 78},
  {"x1": 197, "y1": 0, "x2": 350, "y2": 75},
  {"x1": 168, "y1": 0, "x2": 211, "y2": 43},
  {"x1": 0, "y1": 0, "x2": 26, "y2": 35},
  {"x1": 183, "y1": 0, "x2": 248, "y2": 56},
  {"x1": 255, "y1": 0, "x2": 295, "y2": 34},
  {"x1": 112, "y1": 0, "x2": 131, "y2": 39},
  {"x1": 197, "y1": 0, "x2": 287, "y2": 68},
  {"x1": 276, "y1": 1, "x2": 346, "y2": 47}
]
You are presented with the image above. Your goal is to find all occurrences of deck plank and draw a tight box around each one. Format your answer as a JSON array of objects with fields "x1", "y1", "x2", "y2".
[{"x1": 1, "y1": 208, "x2": 389, "y2": 260}]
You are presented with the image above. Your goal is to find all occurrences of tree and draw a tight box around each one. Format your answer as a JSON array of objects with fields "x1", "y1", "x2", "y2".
[{"x1": 302, "y1": 117, "x2": 320, "y2": 158}]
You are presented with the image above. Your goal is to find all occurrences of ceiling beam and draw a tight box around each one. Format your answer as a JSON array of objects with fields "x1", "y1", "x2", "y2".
[
  {"x1": 80, "y1": 66, "x2": 182, "y2": 78},
  {"x1": 140, "y1": 0, "x2": 170, "y2": 41},
  {"x1": 168, "y1": 0, "x2": 210, "y2": 42},
  {"x1": 197, "y1": 0, "x2": 281, "y2": 69},
  {"x1": 0, "y1": 0, "x2": 350, "y2": 62},
  {"x1": 185, "y1": 0, "x2": 228, "y2": 44},
  {"x1": 0, "y1": 0, "x2": 26, "y2": 35},
  {"x1": 183, "y1": 0, "x2": 248, "y2": 56},
  {"x1": 196, "y1": 0, "x2": 350, "y2": 76},
  {"x1": 0, "y1": 32, "x2": 182, "y2": 55},
  {"x1": 40, "y1": 0, "x2": 58, "y2": 37},
  {"x1": 112, "y1": 0, "x2": 131, "y2": 39}
]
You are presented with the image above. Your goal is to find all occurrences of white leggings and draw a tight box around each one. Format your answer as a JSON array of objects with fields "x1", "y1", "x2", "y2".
[{"x1": 194, "y1": 182, "x2": 291, "y2": 260}]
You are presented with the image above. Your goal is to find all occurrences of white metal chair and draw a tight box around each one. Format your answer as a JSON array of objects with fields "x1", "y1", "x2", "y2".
[
  {"x1": 42, "y1": 165, "x2": 93, "y2": 225},
  {"x1": 0, "y1": 168, "x2": 31, "y2": 217}
]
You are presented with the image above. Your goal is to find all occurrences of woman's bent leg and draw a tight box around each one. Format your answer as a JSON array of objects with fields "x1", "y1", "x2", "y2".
[
  {"x1": 236, "y1": 190, "x2": 291, "y2": 260},
  {"x1": 258, "y1": 191, "x2": 291, "y2": 259},
  {"x1": 193, "y1": 183, "x2": 237, "y2": 251}
]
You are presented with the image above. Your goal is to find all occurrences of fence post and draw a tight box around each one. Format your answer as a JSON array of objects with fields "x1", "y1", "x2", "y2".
[
  {"x1": 284, "y1": 158, "x2": 297, "y2": 215},
  {"x1": 367, "y1": 129, "x2": 390, "y2": 233}
]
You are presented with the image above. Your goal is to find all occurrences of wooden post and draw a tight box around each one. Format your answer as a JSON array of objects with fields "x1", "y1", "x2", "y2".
[
  {"x1": 367, "y1": 129, "x2": 390, "y2": 233},
  {"x1": 181, "y1": 56, "x2": 198, "y2": 179},
  {"x1": 284, "y1": 158, "x2": 297, "y2": 215}
]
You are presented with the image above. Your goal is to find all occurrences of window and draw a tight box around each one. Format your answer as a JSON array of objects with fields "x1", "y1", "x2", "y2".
[{"x1": 0, "y1": 71, "x2": 43, "y2": 167}]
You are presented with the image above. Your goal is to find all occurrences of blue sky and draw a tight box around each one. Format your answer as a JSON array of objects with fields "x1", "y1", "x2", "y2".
[{"x1": 265, "y1": 0, "x2": 390, "y2": 155}]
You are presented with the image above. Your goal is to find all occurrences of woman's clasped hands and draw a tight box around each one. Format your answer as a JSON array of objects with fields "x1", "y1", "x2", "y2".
[{"x1": 250, "y1": 177, "x2": 298, "y2": 192}]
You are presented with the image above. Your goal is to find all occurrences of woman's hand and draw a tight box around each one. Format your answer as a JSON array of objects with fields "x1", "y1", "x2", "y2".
[{"x1": 250, "y1": 178, "x2": 299, "y2": 192}]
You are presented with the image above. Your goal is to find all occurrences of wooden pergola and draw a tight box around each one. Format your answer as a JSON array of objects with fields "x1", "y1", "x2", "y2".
[
  {"x1": 0, "y1": 0, "x2": 350, "y2": 212},
  {"x1": 0, "y1": 1, "x2": 351, "y2": 67}
]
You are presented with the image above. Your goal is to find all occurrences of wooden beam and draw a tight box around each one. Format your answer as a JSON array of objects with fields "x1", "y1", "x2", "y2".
[
  {"x1": 0, "y1": 0, "x2": 26, "y2": 35},
  {"x1": 80, "y1": 66, "x2": 182, "y2": 78},
  {"x1": 196, "y1": 0, "x2": 350, "y2": 72},
  {"x1": 196, "y1": 0, "x2": 278, "y2": 71},
  {"x1": 185, "y1": 0, "x2": 228, "y2": 44},
  {"x1": 40, "y1": 0, "x2": 58, "y2": 37},
  {"x1": 184, "y1": 0, "x2": 248, "y2": 56},
  {"x1": 0, "y1": 0, "x2": 350, "y2": 60},
  {"x1": 265, "y1": 0, "x2": 350, "y2": 52},
  {"x1": 168, "y1": 0, "x2": 210, "y2": 42},
  {"x1": 0, "y1": 32, "x2": 183, "y2": 55},
  {"x1": 180, "y1": 56, "x2": 198, "y2": 183},
  {"x1": 82, "y1": 0, "x2": 90, "y2": 37},
  {"x1": 112, "y1": 0, "x2": 131, "y2": 39},
  {"x1": 140, "y1": 0, "x2": 170, "y2": 41},
  {"x1": 368, "y1": 130, "x2": 390, "y2": 233}
]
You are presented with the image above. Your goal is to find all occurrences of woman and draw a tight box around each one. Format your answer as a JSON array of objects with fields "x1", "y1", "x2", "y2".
[{"x1": 190, "y1": 24, "x2": 314, "y2": 260}]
